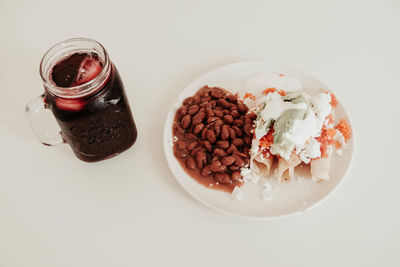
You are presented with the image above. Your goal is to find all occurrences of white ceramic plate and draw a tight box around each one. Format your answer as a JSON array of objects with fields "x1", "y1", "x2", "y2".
[{"x1": 163, "y1": 61, "x2": 354, "y2": 219}]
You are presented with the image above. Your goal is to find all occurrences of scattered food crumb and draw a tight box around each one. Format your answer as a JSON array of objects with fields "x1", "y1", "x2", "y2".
[
  {"x1": 261, "y1": 181, "x2": 273, "y2": 202},
  {"x1": 241, "y1": 167, "x2": 260, "y2": 184},
  {"x1": 231, "y1": 186, "x2": 244, "y2": 202}
]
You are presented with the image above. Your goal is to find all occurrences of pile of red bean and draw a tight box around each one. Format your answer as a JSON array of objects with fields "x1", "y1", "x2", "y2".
[{"x1": 173, "y1": 86, "x2": 256, "y2": 185}]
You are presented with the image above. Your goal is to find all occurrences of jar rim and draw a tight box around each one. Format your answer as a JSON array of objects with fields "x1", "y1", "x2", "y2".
[{"x1": 40, "y1": 38, "x2": 111, "y2": 99}]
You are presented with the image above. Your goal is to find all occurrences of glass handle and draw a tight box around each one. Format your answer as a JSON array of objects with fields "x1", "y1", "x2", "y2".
[{"x1": 25, "y1": 94, "x2": 65, "y2": 146}]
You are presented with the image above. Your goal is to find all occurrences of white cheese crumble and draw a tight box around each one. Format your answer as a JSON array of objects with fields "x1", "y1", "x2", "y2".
[
  {"x1": 324, "y1": 117, "x2": 333, "y2": 128},
  {"x1": 260, "y1": 181, "x2": 273, "y2": 202},
  {"x1": 231, "y1": 186, "x2": 243, "y2": 202},
  {"x1": 243, "y1": 97, "x2": 257, "y2": 111},
  {"x1": 295, "y1": 137, "x2": 321, "y2": 164},
  {"x1": 240, "y1": 166, "x2": 260, "y2": 184},
  {"x1": 334, "y1": 129, "x2": 345, "y2": 147},
  {"x1": 169, "y1": 136, "x2": 177, "y2": 147},
  {"x1": 250, "y1": 138, "x2": 260, "y2": 156},
  {"x1": 333, "y1": 129, "x2": 347, "y2": 155},
  {"x1": 254, "y1": 120, "x2": 268, "y2": 141}
]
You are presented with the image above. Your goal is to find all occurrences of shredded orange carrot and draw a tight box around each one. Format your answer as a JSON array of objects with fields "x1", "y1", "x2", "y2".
[
  {"x1": 261, "y1": 149, "x2": 271, "y2": 158},
  {"x1": 326, "y1": 128, "x2": 336, "y2": 141},
  {"x1": 316, "y1": 119, "x2": 351, "y2": 157},
  {"x1": 278, "y1": 90, "x2": 286, "y2": 96},
  {"x1": 243, "y1": 92, "x2": 255, "y2": 101},
  {"x1": 262, "y1": 88, "x2": 276, "y2": 95},
  {"x1": 259, "y1": 127, "x2": 274, "y2": 149},
  {"x1": 330, "y1": 93, "x2": 338, "y2": 109},
  {"x1": 334, "y1": 119, "x2": 352, "y2": 142},
  {"x1": 279, "y1": 73, "x2": 284, "y2": 77},
  {"x1": 325, "y1": 114, "x2": 334, "y2": 125},
  {"x1": 334, "y1": 141, "x2": 342, "y2": 149},
  {"x1": 315, "y1": 126, "x2": 336, "y2": 158},
  {"x1": 262, "y1": 88, "x2": 286, "y2": 96}
]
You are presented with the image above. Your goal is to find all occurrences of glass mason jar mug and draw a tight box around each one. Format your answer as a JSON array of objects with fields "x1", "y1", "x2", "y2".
[{"x1": 26, "y1": 38, "x2": 138, "y2": 162}]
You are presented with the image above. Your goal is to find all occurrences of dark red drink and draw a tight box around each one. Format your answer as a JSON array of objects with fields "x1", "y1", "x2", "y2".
[{"x1": 43, "y1": 49, "x2": 137, "y2": 162}]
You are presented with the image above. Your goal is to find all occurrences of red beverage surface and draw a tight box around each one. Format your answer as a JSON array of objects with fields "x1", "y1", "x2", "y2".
[
  {"x1": 45, "y1": 52, "x2": 137, "y2": 162},
  {"x1": 51, "y1": 52, "x2": 103, "y2": 87}
]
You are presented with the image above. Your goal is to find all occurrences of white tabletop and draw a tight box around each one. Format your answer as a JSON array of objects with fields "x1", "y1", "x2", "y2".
[{"x1": 1, "y1": 0, "x2": 399, "y2": 266}]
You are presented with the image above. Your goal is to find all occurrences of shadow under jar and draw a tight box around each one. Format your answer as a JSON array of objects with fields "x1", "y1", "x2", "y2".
[{"x1": 26, "y1": 38, "x2": 138, "y2": 162}]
